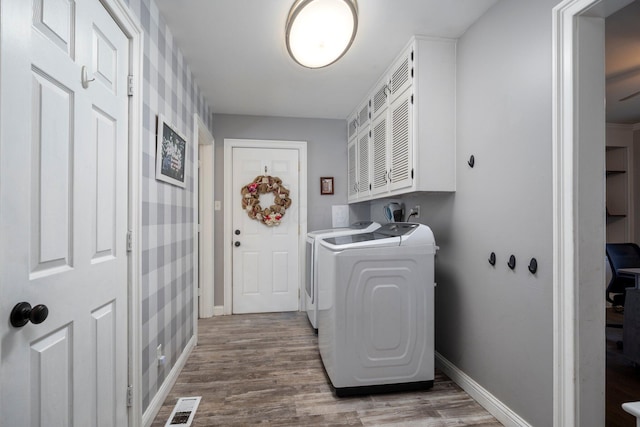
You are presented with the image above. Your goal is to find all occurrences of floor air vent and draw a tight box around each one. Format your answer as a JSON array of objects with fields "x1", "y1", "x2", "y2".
[{"x1": 165, "y1": 396, "x2": 201, "y2": 427}]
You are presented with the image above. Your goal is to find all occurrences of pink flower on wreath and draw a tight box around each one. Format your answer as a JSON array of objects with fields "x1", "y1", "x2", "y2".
[{"x1": 247, "y1": 183, "x2": 258, "y2": 193}]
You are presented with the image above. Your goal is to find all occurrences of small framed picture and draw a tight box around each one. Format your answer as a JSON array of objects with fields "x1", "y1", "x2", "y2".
[
  {"x1": 320, "y1": 177, "x2": 334, "y2": 195},
  {"x1": 156, "y1": 115, "x2": 187, "y2": 188}
]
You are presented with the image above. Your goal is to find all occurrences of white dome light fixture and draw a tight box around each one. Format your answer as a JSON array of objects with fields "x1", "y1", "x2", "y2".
[{"x1": 285, "y1": 0, "x2": 358, "y2": 69}]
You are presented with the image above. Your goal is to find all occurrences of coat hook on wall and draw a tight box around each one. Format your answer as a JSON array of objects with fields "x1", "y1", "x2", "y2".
[
  {"x1": 528, "y1": 258, "x2": 538, "y2": 274},
  {"x1": 468, "y1": 155, "x2": 475, "y2": 168},
  {"x1": 488, "y1": 252, "x2": 496, "y2": 266},
  {"x1": 507, "y1": 255, "x2": 516, "y2": 270}
]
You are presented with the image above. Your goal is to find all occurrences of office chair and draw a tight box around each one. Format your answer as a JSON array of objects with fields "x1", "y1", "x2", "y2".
[{"x1": 605, "y1": 243, "x2": 640, "y2": 308}]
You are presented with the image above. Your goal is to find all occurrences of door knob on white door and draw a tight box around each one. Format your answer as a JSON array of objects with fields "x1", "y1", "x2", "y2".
[{"x1": 10, "y1": 302, "x2": 49, "y2": 327}]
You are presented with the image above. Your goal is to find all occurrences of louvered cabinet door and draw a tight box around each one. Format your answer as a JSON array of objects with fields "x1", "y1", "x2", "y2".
[
  {"x1": 358, "y1": 101, "x2": 371, "y2": 129},
  {"x1": 389, "y1": 46, "x2": 413, "y2": 102},
  {"x1": 357, "y1": 128, "x2": 371, "y2": 198},
  {"x1": 370, "y1": 111, "x2": 389, "y2": 196},
  {"x1": 347, "y1": 139, "x2": 358, "y2": 201},
  {"x1": 389, "y1": 90, "x2": 413, "y2": 192},
  {"x1": 371, "y1": 78, "x2": 389, "y2": 121},
  {"x1": 347, "y1": 114, "x2": 358, "y2": 141}
]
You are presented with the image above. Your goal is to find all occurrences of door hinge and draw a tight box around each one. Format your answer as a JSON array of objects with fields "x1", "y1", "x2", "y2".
[
  {"x1": 126, "y1": 384, "x2": 133, "y2": 407},
  {"x1": 411, "y1": 168, "x2": 414, "y2": 179},
  {"x1": 126, "y1": 230, "x2": 133, "y2": 252},
  {"x1": 127, "y1": 75, "x2": 134, "y2": 96},
  {"x1": 411, "y1": 94, "x2": 414, "y2": 104}
]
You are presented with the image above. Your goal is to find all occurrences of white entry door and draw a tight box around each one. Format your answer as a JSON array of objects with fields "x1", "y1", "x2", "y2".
[
  {"x1": 232, "y1": 147, "x2": 300, "y2": 313},
  {"x1": 0, "y1": 0, "x2": 130, "y2": 425}
]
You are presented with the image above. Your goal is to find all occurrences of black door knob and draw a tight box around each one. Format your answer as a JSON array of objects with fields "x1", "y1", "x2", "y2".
[
  {"x1": 235, "y1": 230, "x2": 241, "y2": 235},
  {"x1": 10, "y1": 302, "x2": 49, "y2": 328},
  {"x1": 234, "y1": 241, "x2": 241, "y2": 247}
]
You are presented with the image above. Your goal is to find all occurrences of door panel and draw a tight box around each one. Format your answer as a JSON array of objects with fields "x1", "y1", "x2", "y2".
[
  {"x1": 0, "y1": 0, "x2": 130, "y2": 425},
  {"x1": 31, "y1": 326, "x2": 72, "y2": 426},
  {"x1": 31, "y1": 69, "x2": 74, "y2": 275},
  {"x1": 32, "y1": 0, "x2": 75, "y2": 56},
  {"x1": 93, "y1": 108, "x2": 117, "y2": 260},
  {"x1": 232, "y1": 147, "x2": 299, "y2": 313},
  {"x1": 92, "y1": 301, "x2": 116, "y2": 425}
]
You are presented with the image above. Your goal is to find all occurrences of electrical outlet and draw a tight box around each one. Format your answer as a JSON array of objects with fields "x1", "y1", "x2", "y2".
[
  {"x1": 157, "y1": 344, "x2": 166, "y2": 366},
  {"x1": 412, "y1": 205, "x2": 420, "y2": 219}
]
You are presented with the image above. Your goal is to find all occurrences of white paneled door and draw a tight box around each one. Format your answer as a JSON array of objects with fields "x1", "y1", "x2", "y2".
[
  {"x1": 232, "y1": 147, "x2": 300, "y2": 313},
  {"x1": 0, "y1": 0, "x2": 130, "y2": 425}
]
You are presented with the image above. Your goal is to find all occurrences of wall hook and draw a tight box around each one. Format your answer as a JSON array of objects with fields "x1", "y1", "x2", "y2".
[
  {"x1": 488, "y1": 252, "x2": 496, "y2": 266},
  {"x1": 81, "y1": 65, "x2": 95, "y2": 89},
  {"x1": 468, "y1": 155, "x2": 475, "y2": 168},
  {"x1": 507, "y1": 255, "x2": 516, "y2": 270},
  {"x1": 528, "y1": 258, "x2": 538, "y2": 274}
]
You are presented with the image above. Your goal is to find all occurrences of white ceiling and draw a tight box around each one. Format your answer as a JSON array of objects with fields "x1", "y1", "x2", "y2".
[
  {"x1": 155, "y1": 0, "x2": 640, "y2": 124},
  {"x1": 154, "y1": 0, "x2": 499, "y2": 120}
]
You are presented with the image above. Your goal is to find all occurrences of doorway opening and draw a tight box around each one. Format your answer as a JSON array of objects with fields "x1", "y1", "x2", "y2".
[
  {"x1": 222, "y1": 139, "x2": 308, "y2": 315},
  {"x1": 553, "y1": 0, "x2": 640, "y2": 425},
  {"x1": 194, "y1": 115, "x2": 215, "y2": 318}
]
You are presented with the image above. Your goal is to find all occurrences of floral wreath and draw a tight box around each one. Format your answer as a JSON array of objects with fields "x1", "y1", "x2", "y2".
[{"x1": 241, "y1": 175, "x2": 292, "y2": 226}]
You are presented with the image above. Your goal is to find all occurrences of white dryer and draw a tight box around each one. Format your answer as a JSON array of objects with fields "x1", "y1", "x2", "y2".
[
  {"x1": 305, "y1": 221, "x2": 380, "y2": 330},
  {"x1": 317, "y1": 223, "x2": 437, "y2": 396}
]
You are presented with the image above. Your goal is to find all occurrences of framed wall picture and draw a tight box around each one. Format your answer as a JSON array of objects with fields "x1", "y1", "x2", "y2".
[
  {"x1": 156, "y1": 115, "x2": 187, "y2": 188},
  {"x1": 320, "y1": 177, "x2": 334, "y2": 195}
]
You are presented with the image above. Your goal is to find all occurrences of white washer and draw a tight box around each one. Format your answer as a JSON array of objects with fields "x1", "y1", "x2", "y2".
[
  {"x1": 305, "y1": 221, "x2": 380, "y2": 330},
  {"x1": 317, "y1": 223, "x2": 437, "y2": 396}
]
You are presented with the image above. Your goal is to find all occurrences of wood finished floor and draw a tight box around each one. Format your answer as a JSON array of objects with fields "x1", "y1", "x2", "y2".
[
  {"x1": 606, "y1": 308, "x2": 640, "y2": 427},
  {"x1": 151, "y1": 312, "x2": 502, "y2": 426}
]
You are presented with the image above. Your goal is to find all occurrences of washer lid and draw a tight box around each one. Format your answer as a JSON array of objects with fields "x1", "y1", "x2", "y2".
[
  {"x1": 320, "y1": 223, "x2": 435, "y2": 250},
  {"x1": 320, "y1": 232, "x2": 401, "y2": 250},
  {"x1": 307, "y1": 221, "x2": 380, "y2": 239}
]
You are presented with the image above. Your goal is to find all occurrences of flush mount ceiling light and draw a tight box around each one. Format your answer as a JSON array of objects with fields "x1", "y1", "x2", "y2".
[{"x1": 285, "y1": 0, "x2": 358, "y2": 69}]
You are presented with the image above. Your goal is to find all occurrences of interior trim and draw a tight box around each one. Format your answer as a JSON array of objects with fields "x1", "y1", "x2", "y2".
[
  {"x1": 142, "y1": 335, "x2": 196, "y2": 427},
  {"x1": 97, "y1": 0, "x2": 144, "y2": 425},
  {"x1": 223, "y1": 139, "x2": 308, "y2": 315},
  {"x1": 435, "y1": 353, "x2": 531, "y2": 427}
]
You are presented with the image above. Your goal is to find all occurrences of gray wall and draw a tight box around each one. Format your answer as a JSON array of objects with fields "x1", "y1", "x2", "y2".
[
  {"x1": 122, "y1": 0, "x2": 213, "y2": 412},
  {"x1": 210, "y1": 114, "x2": 369, "y2": 305},
  {"x1": 363, "y1": 1, "x2": 559, "y2": 425}
]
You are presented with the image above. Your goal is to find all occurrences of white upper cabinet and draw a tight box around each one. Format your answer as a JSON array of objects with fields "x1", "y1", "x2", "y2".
[
  {"x1": 347, "y1": 100, "x2": 373, "y2": 202},
  {"x1": 347, "y1": 139, "x2": 358, "y2": 201},
  {"x1": 371, "y1": 109, "x2": 389, "y2": 196},
  {"x1": 346, "y1": 36, "x2": 456, "y2": 203},
  {"x1": 389, "y1": 48, "x2": 412, "y2": 101},
  {"x1": 389, "y1": 89, "x2": 412, "y2": 192}
]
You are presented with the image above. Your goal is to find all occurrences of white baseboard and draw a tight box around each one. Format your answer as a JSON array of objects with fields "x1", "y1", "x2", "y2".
[
  {"x1": 213, "y1": 305, "x2": 224, "y2": 316},
  {"x1": 435, "y1": 352, "x2": 531, "y2": 427},
  {"x1": 142, "y1": 335, "x2": 196, "y2": 427}
]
